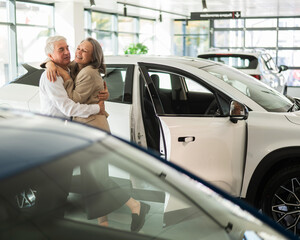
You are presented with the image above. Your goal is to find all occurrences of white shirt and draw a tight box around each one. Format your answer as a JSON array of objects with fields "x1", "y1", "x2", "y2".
[{"x1": 39, "y1": 71, "x2": 100, "y2": 118}]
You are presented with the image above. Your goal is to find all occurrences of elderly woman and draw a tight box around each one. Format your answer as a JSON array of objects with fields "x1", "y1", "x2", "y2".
[{"x1": 45, "y1": 37, "x2": 149, "y2": 232}]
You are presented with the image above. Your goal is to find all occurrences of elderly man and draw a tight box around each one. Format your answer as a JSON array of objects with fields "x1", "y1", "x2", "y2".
[{"x1": 39, "y1": 35, "x2": 107, "y2": 118}]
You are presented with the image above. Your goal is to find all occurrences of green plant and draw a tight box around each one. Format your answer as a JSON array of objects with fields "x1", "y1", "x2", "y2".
[{"x1": 124, "y1": 43, "x2": 148, "y2": 55}]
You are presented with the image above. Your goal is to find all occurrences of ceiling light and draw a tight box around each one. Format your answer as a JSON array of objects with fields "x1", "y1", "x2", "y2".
[
  {"x1": 124, "y1": 4, "x2": 127, "y2": 16},
  {"x1": 202, "y1": 0, "x2": 207, "y2": 11},
  {"x1": 90, "y1": 0, "x2": 95, "y2": 7}
]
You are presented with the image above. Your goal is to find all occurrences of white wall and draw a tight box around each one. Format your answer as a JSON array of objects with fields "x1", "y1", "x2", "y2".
[{"x1": 55, "y1": 2, "x2": 85, "y2": 58}]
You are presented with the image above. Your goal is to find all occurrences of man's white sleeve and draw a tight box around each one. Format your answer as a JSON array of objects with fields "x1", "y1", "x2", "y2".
[{"x1": 45, "y1": 76, "x2": 100, "y2": 118}]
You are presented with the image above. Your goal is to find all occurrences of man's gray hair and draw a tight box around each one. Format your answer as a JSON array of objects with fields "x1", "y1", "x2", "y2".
[{"x1": 44, "y1": 36, "x2": 67, "y2": 55}]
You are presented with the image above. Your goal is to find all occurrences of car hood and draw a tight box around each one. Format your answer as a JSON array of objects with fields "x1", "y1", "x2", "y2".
[
  {"x1": 0, "y1": 83, "x2": 39, "y2": 110},
  {"x1": 285, "y1": 111, "x2": 300, "y2": 125}
]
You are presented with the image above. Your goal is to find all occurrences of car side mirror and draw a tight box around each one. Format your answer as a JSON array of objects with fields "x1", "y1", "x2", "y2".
[
  {"x1": 229, "y1": 100, "x2": 248, "y2": 123},
  {"x1": 278, "y1": 65, "x2": 288, "y2": 73}
]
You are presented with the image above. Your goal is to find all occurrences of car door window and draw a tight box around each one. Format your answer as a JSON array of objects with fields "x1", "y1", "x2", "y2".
[
  {"x1": 147, "y1": 70, "x2": 223, "y2": 116},
  {"x1": 261, "y1": 54, "x2": 278, "y2": 72},
  {"x1": 104, "y1": 65, "x2": 134, "y2": 103}
]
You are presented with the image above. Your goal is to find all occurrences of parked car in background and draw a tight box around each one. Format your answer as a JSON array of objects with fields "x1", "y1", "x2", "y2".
[
  {"x1": 1, "y1": 56, "x2": 300, "y2": 234},
  {"x1": 0, "y1": 108, "x2": 296, "y2": 240},
  {"x1": 198, "y1": 49, "x2": 288, "y2": 92},
  {"x1": 287, "y1": 69, "x2": 300, "y2": 87}
]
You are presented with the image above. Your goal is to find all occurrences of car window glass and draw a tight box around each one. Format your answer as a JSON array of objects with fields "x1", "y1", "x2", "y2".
[
  {"x1": 104, "y1": 65, "x2": 133, "y2": 103},
  {"x1": 185, "y1": 78, "x2": 211, "y2": 93},
  {"x1": 203, "y1": 65, "x2": 291, "y2": 112},
  {"x1": 261, "y1": 54, "x2": 278, "y2": 71},
  {"x1": 199, "y1": 54, "x2": 258, "y2": 69},
  {"x1": 149, "y1": 71, "x2": 171, "y2": 89},
  {"x1": 146, "y1": 70, "x2": 221, "y2": 116},
  {"x1": 0, "y1": 143, "x2": 239, "y2": 240},
  {"x1": 104, "y1": 67, "x2": 126, "y2": 102}
]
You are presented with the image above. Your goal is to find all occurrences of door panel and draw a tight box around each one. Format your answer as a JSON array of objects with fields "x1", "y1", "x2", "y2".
[
  {"x1": 105, "y1": 65, "x2": 134, "y2": 141},
  {"x1": 138, "y1": 62, "x2": 247, "y2": 196},
  {"x1": 160, "y1": 116, "x2": 246, "y2": 195},
  {"x1": 106, "y1": 102, "x2": 131, "y2": 141}
]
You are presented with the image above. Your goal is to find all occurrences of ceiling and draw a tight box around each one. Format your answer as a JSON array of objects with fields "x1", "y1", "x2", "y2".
[{"x1": 42, "y1": 0, "x2": 300, "y2": 18}]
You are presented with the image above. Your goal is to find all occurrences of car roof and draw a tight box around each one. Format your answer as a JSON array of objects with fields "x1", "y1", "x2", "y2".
[
  {"x1": 197, "y1": 49, "x2": 266, "y2": 58},
  {"x1": 105, "y1": 55, "x2": 218, "y2": 68},
  {"x1": 0, "y1": 108, "x2": 108, "y2": 179}
]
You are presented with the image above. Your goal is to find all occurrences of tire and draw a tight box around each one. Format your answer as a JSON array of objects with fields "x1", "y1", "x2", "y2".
[{"x1": 261, "y1": 165, "x2": 300, "y2": 235}]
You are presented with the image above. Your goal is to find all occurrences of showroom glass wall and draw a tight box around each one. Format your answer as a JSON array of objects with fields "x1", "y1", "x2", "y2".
[
  {"x1": 0, "y1": 0, "x2": 54, "y2": 87},
  {"x1": 0, "y1": 1, "x2": 155, "y2": 87},
  {"x1": 174, "y1": 16, "x2": 300, "y2": 86},
  {"x1": 84, "y1": 9, "x2": 155, "y2": 55}
]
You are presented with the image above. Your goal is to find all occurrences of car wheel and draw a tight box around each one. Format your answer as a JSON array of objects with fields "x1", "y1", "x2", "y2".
[{"x1": 261, "y1": 166, "x2": 300, "y2": 235}]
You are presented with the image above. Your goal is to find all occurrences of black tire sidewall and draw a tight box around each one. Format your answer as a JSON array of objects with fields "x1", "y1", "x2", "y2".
[{"x1": 261, "y1": 165, "x2": 300, "y2": 220}]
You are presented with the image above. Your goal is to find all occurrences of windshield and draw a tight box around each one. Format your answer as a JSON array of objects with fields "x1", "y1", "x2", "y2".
[
  {"x1": 202, "y1": 65, "x2": 292, "y2": 112},
  {"x1": 0, "y1": 136, "x2": 288, "y2": 240}
]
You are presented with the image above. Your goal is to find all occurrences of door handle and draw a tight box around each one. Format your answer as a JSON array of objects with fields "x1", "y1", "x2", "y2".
[{"x1": 178, "y1": 136, "x2": 195, "y2": 143}]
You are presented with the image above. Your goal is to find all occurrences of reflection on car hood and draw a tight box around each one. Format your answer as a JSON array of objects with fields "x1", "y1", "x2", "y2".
[{"x1": 285, "y1": 111, "x2": 300, "y2": 125}]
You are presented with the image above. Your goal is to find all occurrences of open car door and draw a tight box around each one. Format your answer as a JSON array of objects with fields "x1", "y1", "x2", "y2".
[{"x1": 138, "y1": 62, "x2": 247, "y2": 197}]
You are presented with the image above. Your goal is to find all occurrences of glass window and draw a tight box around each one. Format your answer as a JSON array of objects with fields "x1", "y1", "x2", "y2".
[
  {"x1": 173, "y1": 36, "x2": 184, "y2": 56},
  {"x1": 91, "y1": 31, "x2": 114, "y2": 55},
  {"x1": 186, "y1": 35, "x2": 209, "y2": 57},
  {"x1": 149, "y1": 71, "x2": 171, "y2": 89},
  {"x1": 139, "y1": 19, "x2": 155, "y2": 55},
  {"x1": 118, "y1": 16, "x2": 136, "y2": 33},
  {"x1": 279, "y1": 18, "x2": 300, "y2": 27},
  {"x1": 203, "y1": 65, "x2": 291, "y2": 112},
  {"x1": 278, "y1": 30, "x2": 300, "y2": 47},
  {"x1": 173, "y1": 20, "x2": 210, "y2": 56},
  {"x1": 174, "y1": 21, "x2": 184, "y2": 34},
  {"x1": 214, "y1": 19, "x2": 244, "y2": 28},
  {"x1": 246, "y1": 18, "x2": 277, "y2": 28},
  {"x1": 91, "y1": 12, "x2": 113, "y2": 31},
  {"x1": 86, "y1": 11, "x2": 155, "y2": 56},
  {"x1": 278, "y1": 50, "x2": 300, "y2": 66},
  {"x1": 139, "y1": 19, "x2": 154, "y2": 34},
  {"x1": 146, "y1": 69, "x2": 221, "y2": 116},
  {"x1": 0, "y1": 25, "x2": 9, "y2": 87},
  {"x1": 186, "y1": 20, "x2": 209, "y2": 35},
  {"x1": 0, "y1": 0, "x2": 8, "y2": 22},
  {"x1": 261, "y1": 53, "x2": 278, "y2": 71},
  {"x1": 16, "y1": 2, "x2": 53, "y2": 27},
  {"x1": 199, "y1": 54, "x2": 258, "y2": 69},
  {"x1": 17, "y1": 26, "x2": 51, "y2": 70},
  {"x1": 139, "y1": 34, "x2": 154, "y2": 54},
  {"x1": 284, "y1": 69, "x2": 300, "y2": 87},
  {"x1": 0, "y1": 140, "x2": 252, "y2": 240},
  {"x1": 245, "y1": 31, "x2": 276, "y2": 48},
  {"x1": 214, "y1": 31, "x2": 244, "y2": 47},
  {"x1": 118, "y1": 33, "x2": 135, "y2": 55},
  {"x1": 105, "y1": 66, "x2": 132, "y2": 103}
]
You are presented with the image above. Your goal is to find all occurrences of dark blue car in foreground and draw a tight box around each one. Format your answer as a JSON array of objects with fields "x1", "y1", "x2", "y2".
[{"x1": 0, "y1": 108, "x2": 296, "y2": 240}]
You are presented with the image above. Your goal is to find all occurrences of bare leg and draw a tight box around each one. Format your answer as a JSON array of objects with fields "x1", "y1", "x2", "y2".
[
  {"x1": 127, "y1": 198, "x2": 150, "y2": 232},
  {"x1": 125, "y1": 197, "x2": 141, "y2": 214},
  {"x1": 98, "y1": 215, "x2": 109, "y2": 227}
]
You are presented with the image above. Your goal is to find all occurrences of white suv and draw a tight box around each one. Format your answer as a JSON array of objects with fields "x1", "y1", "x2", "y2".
[
  {"x1": 1, "y1": 55, "x2": 300, "y2": 234},
  {"x1": 198, "y1": 49, "x2": 288, "y2": 92}
]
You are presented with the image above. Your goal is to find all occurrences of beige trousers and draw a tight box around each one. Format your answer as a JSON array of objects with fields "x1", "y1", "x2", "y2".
[{"x1": 73, "y1": 114, "x2": 110, "y2": 133}]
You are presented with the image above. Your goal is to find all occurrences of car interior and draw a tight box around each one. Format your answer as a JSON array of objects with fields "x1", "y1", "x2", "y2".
[{"x1": 140, "y1": 69, "x2": 225, "y2": 153}]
